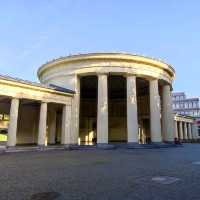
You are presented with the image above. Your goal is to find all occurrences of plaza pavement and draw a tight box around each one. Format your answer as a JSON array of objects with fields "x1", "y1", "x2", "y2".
[{"x1": 0, "y1": 144, "x2": 200, "y2": 200}]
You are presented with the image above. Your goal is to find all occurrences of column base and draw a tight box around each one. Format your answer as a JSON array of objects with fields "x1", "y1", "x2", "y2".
[
  {"x1": 6, "y1": 146, "x2": 16, "y2": 149},
  {"x1": 97, "y1": 143, "x2": 116, "y2": 150},
  {"x1": 151, "y1": 142, "x2": 178, "y2": 148},
  {"x1": 127, "y1": 143, "x2": 160, "y2": 149},
  {"x1": 63, "y1": 144, "x2": 79, "y2": 150},
  {"x1": 48, "y1": 143, "x2": 56, "y2": 145},
  {"x1": 164, "y1": 141, "x2": 175, "y2": 144},
  {"x1": 127, "y1": 142, "x2": 141, "y2": 149},
  {"x1": 127, "y1": 142, "x2": 179, "y2": 149},
  {"x1": 37, "y1": 145, "x2": 46, "y2": 151}
]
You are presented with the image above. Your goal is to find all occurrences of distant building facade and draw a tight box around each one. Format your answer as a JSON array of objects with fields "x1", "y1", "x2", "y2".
[
  {"x1": 172, "y1": 92, "x2": 200, "y2": 117},
  {"x1": 172, "y1": 92, "x2": 200, "y2": 139}
]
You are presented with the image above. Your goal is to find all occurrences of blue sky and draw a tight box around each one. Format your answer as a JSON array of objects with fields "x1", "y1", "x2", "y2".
[{"x1": 0, "y1": 0, "x2": 199, "y2": 97}]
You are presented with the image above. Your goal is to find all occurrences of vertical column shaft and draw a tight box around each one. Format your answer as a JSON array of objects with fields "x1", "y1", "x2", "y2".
[
  {"x1": 184, "y1": 122, "x2": 188, "y2": 140},
  {"x1": 188, "y1": 123, "x2": 192, "y2": 139},
  {"x1": 191, "y1": 123, "x2": 197, "y2": 139},
  {"x1": 127, "y1": 75, "x2": 138, "y2": 143},
  {"x1": 162, "y1": 85, "x2": 174, "y2": 142},
  {"x1": 7, "y1": 98, "x2": 20, "y2": 147},
  {"x1": 174, "y1": 120, "x2": 178, "y2": 139},
  {"x1": 38, "y1": 102, "x2": 47, "y2": 146},
  {"x1": 179, "y1": 121, "x2": 183, "y2": 140},
  {"x1": 61, "y1": 105, "x2": 72, "y2": 145},
  {"x1": 150, "y1": 79, "x2": 162, "y2": 143},
  {"x1": 97, "y1": 74, "x2": 108, "y2": 144},
  {"x1": 71, "y1": 75, "x2": 80, "y2": 144}
]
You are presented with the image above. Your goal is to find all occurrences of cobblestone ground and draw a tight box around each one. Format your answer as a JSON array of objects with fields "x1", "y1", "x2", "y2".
[{"x1": 0, "y1": 144, "x2": 200, "y2": 200}]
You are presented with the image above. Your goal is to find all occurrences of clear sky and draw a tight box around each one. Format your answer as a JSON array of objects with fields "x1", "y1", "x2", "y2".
[{"x1": 0, "y1": 0, "x2": 199, "y2": 97}]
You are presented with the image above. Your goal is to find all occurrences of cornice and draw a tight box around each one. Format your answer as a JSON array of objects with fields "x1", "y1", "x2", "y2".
[
  {"x1": 37, "y1": 53, "x2": 175, "y2": 81},
  {"x1": 0, "y1": 79, "x2": 73, "y2": 97}
]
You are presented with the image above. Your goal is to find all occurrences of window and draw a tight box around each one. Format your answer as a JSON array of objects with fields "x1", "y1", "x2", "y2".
[{"x1": 185, "y1": 103, "x2": 188, "y2": 108}]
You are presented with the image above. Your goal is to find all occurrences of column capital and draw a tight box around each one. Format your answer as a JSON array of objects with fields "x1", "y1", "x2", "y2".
[
  {"x1": 40, "y1": 101, "x2": 48, "y2": 104},
  {"x1": 124, "y1": 73, "x2": 136, "y2": 78},
  {"x1": 11, "y1": 97, "x2": 20, "y2": 100},
  {"x1": 97, "y1": 72, "x2": 109, "y2": 76},
  {"x1": 163, "y1": 83, "x2": 173, "y2": 91}
]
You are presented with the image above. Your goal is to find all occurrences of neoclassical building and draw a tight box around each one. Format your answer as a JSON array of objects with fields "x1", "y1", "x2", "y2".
[{"x1": 0, "y1": 53, "x2": 197, "y2": 150}]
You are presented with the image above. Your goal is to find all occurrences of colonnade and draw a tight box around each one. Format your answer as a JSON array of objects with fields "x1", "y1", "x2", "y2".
[
  {"x1": 96, "y1": 74, "x2": 174, "y2": 146},
  {"x1": 174, "y1": 120, "x2": 194, "y2": 141},
  {"x1": 7, "y1": 98, "x2": 72, "y2": 148},
  {"x1": 6, "y1": 74, "x2": 179, "y2": 148}
]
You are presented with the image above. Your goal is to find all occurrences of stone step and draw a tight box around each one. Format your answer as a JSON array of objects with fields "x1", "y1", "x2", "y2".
[{"x1": 1, "y1": 143, "x2": 182, "y2": 153}]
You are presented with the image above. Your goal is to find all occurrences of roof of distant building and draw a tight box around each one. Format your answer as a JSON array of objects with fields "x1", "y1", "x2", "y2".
[{"x1": 172, "y1": 92, "x2": 185, "y2": 96}]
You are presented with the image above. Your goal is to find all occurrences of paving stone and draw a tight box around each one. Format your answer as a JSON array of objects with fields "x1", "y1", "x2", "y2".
[
  {"x1": 152, "y1": 176, "x2": 180, "y2": 184},
  {"x1": 192, "y1": 161, "x2": 200, "y2": 165},
  {"x1": 0, "y1": 144, "x2": 200, "y2": 200}
]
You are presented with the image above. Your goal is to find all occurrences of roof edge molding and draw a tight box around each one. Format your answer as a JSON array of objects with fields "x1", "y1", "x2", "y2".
[{"x1": 37, "y1": 53, "x2": 175, "y2": 83}]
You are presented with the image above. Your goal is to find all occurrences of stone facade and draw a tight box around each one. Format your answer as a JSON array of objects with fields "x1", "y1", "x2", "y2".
[
  {"x1": 0, "y1": 53, "x2": 197, "y2": 149},
  {"x1": 39, "y1": 53, "x2": 177, "y2": 146}
]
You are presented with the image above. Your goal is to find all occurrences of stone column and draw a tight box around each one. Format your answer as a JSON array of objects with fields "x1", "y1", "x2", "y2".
[
  {"x1": 191, "y1": 123, "x2": 197, "y2": 139},
  {"x1": 179, "y1": 121, "x2": 183, "y2": 140},
  {"x1": 162, "y1": 85, "x2": 174, "y2": 142},
  {"x1": 174, "y1": 120, "x2": 178, "y2": 139},
  {"x1": 71, "y1": 75, "x2": 80, "y2": 145},
  {"x1": 184, "y1": 122, "x2": 188, "y2": 141},
  {"x1": 127, "y1": 75, "x2": 138, "y2": 144},
  {"x1": 97, "y1": 74, "x2": 108, "y2": 146},
  {"x1": 48, "y1": 109, "x2": 57, "y2": 144},
  {"x1": 38, "y1": 102, "x2": 47, "y2": 146},
  {"x1": 188, "y1": 123, "x2": 192, "y2": 140},
  {"x1": 61, "y1": 105, "x2": 72, "y2": 146},
  {"x1": 7, "y1": 98, "x2": 20, "y2": 147},
  {"x1": 150, "y1": 79, "x2": 162, "y2": 143}
]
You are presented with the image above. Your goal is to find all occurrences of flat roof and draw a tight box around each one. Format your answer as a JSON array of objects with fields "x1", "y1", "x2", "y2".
[{"x1": 0, "y1": 74, "x2": 75, "y2": 94}]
